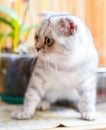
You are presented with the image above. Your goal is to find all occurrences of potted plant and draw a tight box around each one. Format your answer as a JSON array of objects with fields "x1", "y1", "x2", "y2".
[{"x1": 0, "y1": 3, "x2": 37, "y2": 104}]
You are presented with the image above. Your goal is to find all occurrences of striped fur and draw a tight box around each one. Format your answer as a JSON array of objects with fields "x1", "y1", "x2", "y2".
[{"x1": 11, "y1": 13, "x2": 98, "y2": 120}]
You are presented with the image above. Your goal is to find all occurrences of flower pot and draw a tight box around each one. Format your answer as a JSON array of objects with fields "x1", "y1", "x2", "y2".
[
  {"x1": 0, "y1": 53, "x2": 105, "y2": 104},
  {"x1": 0, "y1": 53, "x2": 37, "y2": 104},
  {"x1": 97, "y1": 67, "x2": 106, "y2": 103}
]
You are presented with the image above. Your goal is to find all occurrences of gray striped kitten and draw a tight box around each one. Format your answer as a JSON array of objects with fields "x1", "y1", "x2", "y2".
[{"x1": 11, "y1": 12, "x2": 98, "y2": 120}]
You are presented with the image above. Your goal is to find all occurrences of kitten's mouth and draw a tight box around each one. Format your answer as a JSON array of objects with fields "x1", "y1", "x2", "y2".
[
  {"x1": 37, "y1": 50, "x2": 54, "y2": 62},
  {"x1": 37, "y1": 50, "x2": 48, "y2": 57}
]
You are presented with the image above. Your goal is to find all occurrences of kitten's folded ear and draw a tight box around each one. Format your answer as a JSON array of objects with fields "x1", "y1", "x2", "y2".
[{"x1": 56, "y1": 18, "x2": 77, "y2": 36}]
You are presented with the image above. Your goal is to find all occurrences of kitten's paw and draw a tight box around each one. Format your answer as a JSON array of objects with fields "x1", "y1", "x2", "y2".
[
  {"x1": 37, "y1": 100, "x2": 50, "y2": 110},
  {"x1": 11, "y1": 110, "x2": 34, "y2": 119},
  {"x1": 81, "y1": 111, "x2": 96, "y2": 121}
]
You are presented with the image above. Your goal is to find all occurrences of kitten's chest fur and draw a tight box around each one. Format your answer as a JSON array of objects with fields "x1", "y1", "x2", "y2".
[
  {"x1": 35, "y1": 58, "x2": 80, "y2": 103},
  {"x1": 44, "y1": 72, "x2": 79, "y2": 103},
  {"x1": 36, "y1": 58, "x2": 79, "y2": 86}
]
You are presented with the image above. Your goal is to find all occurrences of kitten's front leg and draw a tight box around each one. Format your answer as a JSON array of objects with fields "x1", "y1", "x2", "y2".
[
  {"x1": 11, "y1": 87, "x2": 41, "y2": 119},
  {"x1": 78, "y1": 75, "x2": 96, "y2": 121},
  {"x1": 11, "y1": 73, "x2": 43, "y2": 119}
]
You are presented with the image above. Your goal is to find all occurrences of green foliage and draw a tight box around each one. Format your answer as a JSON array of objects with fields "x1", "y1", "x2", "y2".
[
  {"x1": 0, "y1": 17, "x2": 14, "y2": 29},
  {"x1": 0, "y1": 32, "x2": 13, "y2": 39},
  {"x1": 0, "y1": 4, "x2": 18, "y2": 21},
  {"x1": 0, "y1": 4, "x2": 36, "y2": 52}
]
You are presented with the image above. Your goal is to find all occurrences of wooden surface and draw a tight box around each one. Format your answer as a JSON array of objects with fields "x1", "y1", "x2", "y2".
[
  {"x1": 47, "y1": 125, "x2": 106, "y2": 130},
  {"x1": 0, "y1": 99, "x2": 105, "y2": 130},
  {"x1": 0, "y1": 0, "x2": 106, "y2": 66}
]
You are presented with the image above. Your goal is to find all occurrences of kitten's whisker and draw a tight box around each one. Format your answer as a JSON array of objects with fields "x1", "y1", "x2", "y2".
[
  {"x1": 48, "y1": 59, "x2": 51, "y2": 73},
  {"x1": 53, "y1": 60, "x2": 58, "y2": 74},
  {"x1": 56, "y1": 50, "x2": 68, "y2": 56},
  {"x1": 45, "y1": 52, "x2": 52, "y2": 73},
  {"x1": 28, "y1": 56, "x2": 37, "y2": 74},
  {"x1": 45, "y1": 52, "x2": 51, "y2": 74},
  {"x1": 47, "y1": 58, "x2": 49, "y2": 71},
  {"x1": 45, "y1": 51, "x2": 58, "y2": 74},
  {"x1": 48, "y1": 53, "x2": 58, "y2": 74}
]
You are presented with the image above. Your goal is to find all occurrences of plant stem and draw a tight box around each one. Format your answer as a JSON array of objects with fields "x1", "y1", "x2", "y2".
[
  {"x1": 0, "y1": 38, "x2": 3, "y2": 52},
  {"x1": 13, "y1": 0, "x2": 21, "y2": 53},
  {"x1": 13, "y1": 23, "x2": 19, "y2": 53}
]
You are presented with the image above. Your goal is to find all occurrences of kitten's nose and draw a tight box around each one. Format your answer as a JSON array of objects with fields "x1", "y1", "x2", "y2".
[{"x1": 36, "y1": 47, "x2": 41, "y2": 52}]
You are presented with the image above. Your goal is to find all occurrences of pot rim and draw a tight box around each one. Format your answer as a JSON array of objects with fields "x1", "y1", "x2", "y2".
[
  {"x1": 0, "y1": 53, "x2": 35, "y2": 58},
  {"x1": 98, "y1": 67, "x2": 106, "y2": 73}
]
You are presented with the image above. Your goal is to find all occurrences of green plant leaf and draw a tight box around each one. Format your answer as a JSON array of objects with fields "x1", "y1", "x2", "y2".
[
  {"x1": 0, "y1": 17, "x2": 14, "y2": 29},
  {"x1": 0, "y1": 4, "x2": 21, "y2": 30},
  {"x1": 20, "y1": 24, "x2": 37, "y2": 35},
  {"x1": 0, "y1": 32, "x2": 14, "y2": 39},
  {"x1": 0, "y1": 4, "x2": 18, "y2": 21}
]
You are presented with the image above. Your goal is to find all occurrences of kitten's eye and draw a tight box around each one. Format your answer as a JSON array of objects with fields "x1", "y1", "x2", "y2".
[
  {"x1": 45, "y1": 37, "x2": 54, "y2": 46},
  {"x1": 35, "y1": 34, "x2": 38, "y2": 42}
]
